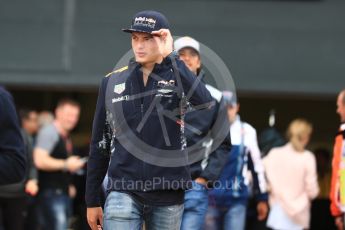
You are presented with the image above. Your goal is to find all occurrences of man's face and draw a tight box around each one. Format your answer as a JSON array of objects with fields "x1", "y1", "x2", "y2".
[
  {"x1": 336, "y1": 93, "x2": 345, "y2": 122},
  {"x1": 131, "y1": 32, "x2": 161, "y2": 65},
  {"x1": 178, "y1": 47, "x2": 201, "y2": 75},
  {"x1": 55, "y1": 104, "x2": 80, "y2": 132},
  {"x1": 227, "y1": 104, "x2": 239, "y2": 124},
  {"x1": 23, "y1": 111, "x2": 39, "y2": 135}
]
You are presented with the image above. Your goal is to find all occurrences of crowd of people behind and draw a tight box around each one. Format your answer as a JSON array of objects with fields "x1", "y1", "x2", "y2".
[
  {"x1": 1, "y1": 79, "x2": 344, "y2": 230},
  {"x1": 1, "y1": 10, "x2": 345, "y2": 230},
  {"x1": 0, "y1": 95, "x2": 93, "y2": 230}
]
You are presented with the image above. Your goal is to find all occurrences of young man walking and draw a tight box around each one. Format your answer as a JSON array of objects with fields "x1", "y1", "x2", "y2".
[{"x1": 86, "y1": 11, "x2": 212, "y2": 230}]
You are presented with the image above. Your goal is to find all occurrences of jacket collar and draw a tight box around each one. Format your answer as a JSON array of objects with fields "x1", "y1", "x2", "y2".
[
  {"x1": 128, "y1": 56, "x2": 172, "y2": 74},
  {"x1": 197, "y1": 69, "x2": 206, "y2": 82}
]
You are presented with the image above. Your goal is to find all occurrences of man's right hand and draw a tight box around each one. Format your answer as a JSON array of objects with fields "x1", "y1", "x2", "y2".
[
  {"x1": 152, "y1": 29, "x2": 173, "y2": 58},
  {"x1": 65, "y1": 156, "x2": 85, "y2": 173},
  {"x1": 87, "y1": 207, "x2": 103, "y2": 230},
  {"x1": 335, "y1": 216, "x2": 344, "y2": 230}
]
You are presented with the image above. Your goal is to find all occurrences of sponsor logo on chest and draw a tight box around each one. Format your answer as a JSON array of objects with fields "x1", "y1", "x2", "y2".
[{"x1": 114, "y1": 83, "x2": 126, "y2": 94}]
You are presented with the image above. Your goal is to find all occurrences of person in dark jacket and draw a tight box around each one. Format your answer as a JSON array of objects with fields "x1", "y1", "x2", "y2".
[
  {"x1": 19, "y1": 109, "x2": 41, "y2": 230},
  {"x1": 174, "y1": 36, "x2": 232, "y2": 230},
  {"x1": 0, "y1": 86, "x2": 26, "y2": 185},
  {"x1": 86, "y1": 10, "x2": 213, "y2": 230},
  {"x1": 0, "y1": 86, "x2": 27, "y2": 230},
  {"x1": 19, "y1": 109, "x2": 39, "y2": 196}
]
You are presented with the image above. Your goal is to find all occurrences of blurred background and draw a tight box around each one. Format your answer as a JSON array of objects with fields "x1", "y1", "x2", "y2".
[{"x1": 1, "y1": 0, "x2": 344, "y2": 148}]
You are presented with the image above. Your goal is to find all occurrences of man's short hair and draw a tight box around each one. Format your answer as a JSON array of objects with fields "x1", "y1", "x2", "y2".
[
  {"x1": 56, "y1": 98, "x2": 80, "y2": 109},
  {"x1": 19, "y1": 108, "x2": 34, "y2": 120},
  {"x1": 18, "y1": 108, "x2": 36, "y2": 125}
]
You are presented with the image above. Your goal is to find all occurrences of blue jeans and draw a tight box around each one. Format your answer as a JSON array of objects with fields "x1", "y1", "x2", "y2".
[
  {"x1": 103, "y1": 191, "x2": 184, "y2": 230},
  {"x1": 38, "y1": 189, "x2": 71, "y2": 230},
  {"x1": 205, "y1": 203, "x2": 247, "y2": 230},
  {"x1": 181, "y1": 181, "x2": 209, "y2": 230}
]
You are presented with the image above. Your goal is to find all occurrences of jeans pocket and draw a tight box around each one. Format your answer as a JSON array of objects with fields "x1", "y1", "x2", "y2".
[
  {"x1": 104, "y1": 192, "x2": 135, "y2": 220},
  {"x1": 149, "y1": 204, "x2": 184, "y2": 230}
]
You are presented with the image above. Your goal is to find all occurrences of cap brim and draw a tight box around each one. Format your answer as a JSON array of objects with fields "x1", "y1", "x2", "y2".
[{"x1": 122, "y1": 28, "x2": 152, "y2": 34}]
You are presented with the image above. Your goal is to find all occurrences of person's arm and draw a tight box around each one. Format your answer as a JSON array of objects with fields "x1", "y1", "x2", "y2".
[
  {"x1": 330, "y1": 134, "x2": 343, "y2": 217},
  {"x1": 85, "y1": 77, "x2": 112, "y2": 208},
  {"x1": 28, "y1": 159, "x2": 38, "y2": 180},
  {"x1": 0, "y1": 89, "x2": 26, "y2": 185},
  {"x1": 34, "y1": 124, "x2": 85, "y2": 173},
  {"x1": 173, "y1": 57, "x2": 213, "y2": 106},
  {"x1": 86, "y1": 77, "x2": 111, "y2": 230},
  {"x1": 21, "y1": 131, "x2": 39, "y2": 195},
  {"x1": 34, "y1": 146, "x2": 85, "y2": 174},
  {"x1": 305, "y1": 153, "x2": 319, "y2": 199},
  {"x1": 26, "y1": 134, "x2": 38, "y2": 180},
  {"x1": 200, "y1": 133, "x2": 231, "y2": 185},
  {"x1": 245, "y1": 127, "x2": 269, "y2": 221},
  {"x1": 247, "y1": 148, "x2": 269, "y2": 221},
  {"x1": 248, "y1": 150, "x2": 268, "y2": 200},
  {"x1": 34, "y1": 147, "x2": 66, "y2": 171},
  {"x1": 246, "y1": 126, "x2": 268, "y2": 200},
  {"x1": 26, "y1": 158, "x2": 39, "y2": 195},
  {"x1": 199, "y1": 98, "x2": 232, "y2": 185}
]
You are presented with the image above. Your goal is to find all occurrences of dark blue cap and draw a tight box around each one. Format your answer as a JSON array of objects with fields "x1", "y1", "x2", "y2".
[{"x1": 122, "y1": 10, "x2": 170, "y2": 34}]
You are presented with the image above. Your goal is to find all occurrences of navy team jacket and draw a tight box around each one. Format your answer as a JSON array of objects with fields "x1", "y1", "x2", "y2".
[{"x1": 85, "y1": 54, "x2": 213, "y2": 207}]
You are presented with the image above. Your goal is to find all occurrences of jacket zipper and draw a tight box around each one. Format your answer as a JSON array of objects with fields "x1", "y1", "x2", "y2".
[{"x1": 141, "y1": 96, "x2": 146, "y2": 191}]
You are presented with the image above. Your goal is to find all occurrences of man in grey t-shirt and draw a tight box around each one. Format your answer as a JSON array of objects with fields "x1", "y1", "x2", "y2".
[{"x1": 34, "y1": 99, "x2": 85, "y2": 230}]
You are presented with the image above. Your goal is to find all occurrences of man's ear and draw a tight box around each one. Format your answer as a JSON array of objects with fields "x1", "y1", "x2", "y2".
[
  {"x1": 55, "y1": 107, "x2": 61, "y2": 118},
  {"x1": 197, "y1": 60, "x2": 201, "y2": 69},
  {"x1": 197, "y1": 56, "x2": 202, "y2": 69}
]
